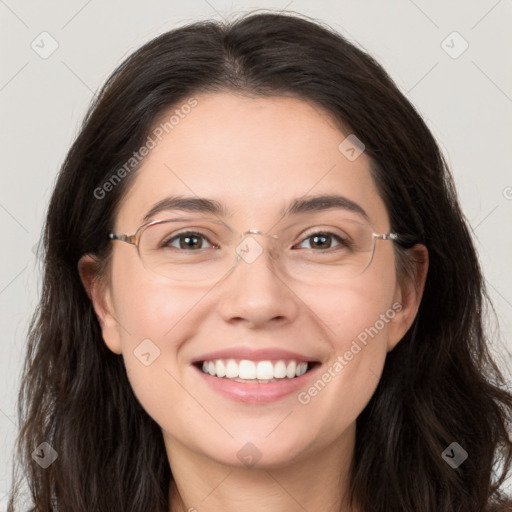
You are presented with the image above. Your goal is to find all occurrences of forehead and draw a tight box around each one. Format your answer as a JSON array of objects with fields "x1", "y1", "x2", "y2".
[{"x1": 115, "y1": 92, "x2": 389, "y2": 231}]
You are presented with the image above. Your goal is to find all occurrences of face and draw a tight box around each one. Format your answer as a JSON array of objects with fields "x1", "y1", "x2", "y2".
[{"x1": 84, "y1": 92, "x2": 422, "y2": 471}]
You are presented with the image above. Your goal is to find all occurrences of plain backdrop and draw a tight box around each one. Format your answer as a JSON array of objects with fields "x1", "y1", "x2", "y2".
[{"x1": 1, "y1": 0, "x2": 511, "y2": 507}]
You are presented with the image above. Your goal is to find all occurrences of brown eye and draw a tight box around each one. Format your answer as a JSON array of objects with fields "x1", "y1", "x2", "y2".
[
  {"x1": 163, "y1": 231, "x2": 213, "y2": 250},
  {"x1": 297, "y1": 232, "x2": 346, "y2": 251}
]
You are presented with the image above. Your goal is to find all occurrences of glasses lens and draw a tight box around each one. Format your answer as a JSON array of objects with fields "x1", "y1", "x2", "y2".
[
  {"x1": 139, "y1": 218, "x2": 236, "y2": 283},
  {"x1": 138, "y1": 217, "x2": 377, "y2": 284},
  {"x1": 269, "y1": 217, "x2": 376, "y2": 283},
  {"x1": 139, "y1": 218, "x2": 238, "y2": 284}
]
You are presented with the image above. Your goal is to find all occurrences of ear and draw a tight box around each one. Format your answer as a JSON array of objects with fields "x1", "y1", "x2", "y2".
[
  {"x1": 387, "y1": 244, "x2": 429, "y2": 352},
  {"x1": 78, "y1": 254, "x2": 122, "y2": 355}
]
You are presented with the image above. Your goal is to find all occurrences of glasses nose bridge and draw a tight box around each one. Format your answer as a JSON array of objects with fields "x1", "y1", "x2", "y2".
[
  {"x1": 239, "y1": 229, "x2": 280, "y2": 246},
  {"x1": 235, "y1": 228, "x2": 281, "y2": 264},
  {"x1": 240, "y1": 228, "x2": 279, "y2": 239}
]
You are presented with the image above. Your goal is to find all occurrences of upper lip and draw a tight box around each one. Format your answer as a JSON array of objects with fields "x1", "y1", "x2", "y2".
[{"x1": 191, "y1": 346, "x2": 320, "y2": 364}]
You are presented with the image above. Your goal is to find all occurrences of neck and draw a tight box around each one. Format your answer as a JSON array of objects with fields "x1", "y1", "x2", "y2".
[{"x1": 166, "y1": 422, "x2": 358, "y2": 512}]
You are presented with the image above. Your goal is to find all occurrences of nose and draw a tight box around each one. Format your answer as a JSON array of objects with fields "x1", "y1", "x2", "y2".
[{"x1": 217, "y1": 233, "x2": 300, "y2": 328}]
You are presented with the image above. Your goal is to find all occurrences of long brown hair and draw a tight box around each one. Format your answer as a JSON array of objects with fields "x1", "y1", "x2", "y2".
[{"x1": 8, "y1": 11, "x2": 512, "y2": 511}]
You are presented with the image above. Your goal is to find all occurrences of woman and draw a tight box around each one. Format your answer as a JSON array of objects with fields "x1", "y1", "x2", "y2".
[{"x1": 8, "y1": 11, "x2": 512, "y2": 512}]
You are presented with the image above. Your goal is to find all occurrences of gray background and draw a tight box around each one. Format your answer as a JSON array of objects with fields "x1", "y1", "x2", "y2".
[{"x1": 1, "y1": 0, "x2": 511, "y2": 507}]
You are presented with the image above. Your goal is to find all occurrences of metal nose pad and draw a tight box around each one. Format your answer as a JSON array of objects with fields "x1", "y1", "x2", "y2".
[{"x1": 235, "y1": 229, "x2": 280, "y2": 266}]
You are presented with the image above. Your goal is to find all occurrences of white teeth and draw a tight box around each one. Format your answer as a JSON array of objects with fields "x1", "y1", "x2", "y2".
[
  {"x1": 286, "y1": 361, "x2": 296, "y2": 379},
  {"x1": 256, "y1": 361, "x2": 274, "y2": 380},
  {"x1": 198, "y1": 358, "x2": 311, "y2": 380},
  {"x1": 274, "y1": 360, "x2": 287, "y2": 378},
  {"x1": 296, "y1": 362, "x2": 308, "y2": 377},
  {"x1": 215, "y1": 360, "x2": 226, "y2": 378},
  {"x1": 225, "y1": 359, "x2": 238, "y2": 378},
  {"x1": 239, "y1": 360, "x2": 256, "y2": 379}
]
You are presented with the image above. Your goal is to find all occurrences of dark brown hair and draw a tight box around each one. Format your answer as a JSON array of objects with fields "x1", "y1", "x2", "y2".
[{"x1": 8, "y1": 10, "x2": 512, "y2": 511}]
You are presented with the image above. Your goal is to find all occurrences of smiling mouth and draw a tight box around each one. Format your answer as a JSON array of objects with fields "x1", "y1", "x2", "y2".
[{"x1": 194, "y1": 358, "x2": 319, "y2": 384}]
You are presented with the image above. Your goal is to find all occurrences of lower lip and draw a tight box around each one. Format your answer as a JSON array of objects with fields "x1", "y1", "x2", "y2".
[{"x1": 193, "y1": 364, "x2": 320, "y2": 403}]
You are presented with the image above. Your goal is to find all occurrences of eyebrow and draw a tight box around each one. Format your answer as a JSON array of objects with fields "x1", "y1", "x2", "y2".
[{"x1": 142, "y1": 194, "x2": 369, "y2": 223}]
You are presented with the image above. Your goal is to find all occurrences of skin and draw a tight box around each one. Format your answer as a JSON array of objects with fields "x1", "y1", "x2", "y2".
[{"x1": 79, "y1": 92, "x2": 428, "y2": 512}]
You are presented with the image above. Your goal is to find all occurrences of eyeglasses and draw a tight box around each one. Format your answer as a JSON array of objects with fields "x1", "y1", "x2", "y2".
[{"x1": 108, "y1": 215, "x2": 398, "y2": 285}]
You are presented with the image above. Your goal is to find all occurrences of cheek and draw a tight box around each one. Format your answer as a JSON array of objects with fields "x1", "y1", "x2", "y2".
[
  {"x1": 297, "y1": 258, "x2": 397, "y2": 347},
  {"x1": 293, "y1": 260, "x2": 397, "y2": 417},
  {"x1": 108, "y1": 262, "x2": 204, "y2": 407},
  {"x1": 114, "y1": 282, "x2": 205, "y2": 431},
  {"x1": 301, "y1": 279, "x2": 395, "y2": 383},
  {"x1": 110, "y1": 247, "x2": 202, "y2": 347},
  {"x1": 292, "y1": 293, "x2": 395, "y2": 453}
]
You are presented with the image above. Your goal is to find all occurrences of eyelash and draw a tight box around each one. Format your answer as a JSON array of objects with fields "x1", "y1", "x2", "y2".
[
  {"x1": 295, "y1": 231, "x2": 348, "y2": 250},
  {"x1": 163, "y1": 230, "x2": 349, "y2": 251}
]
